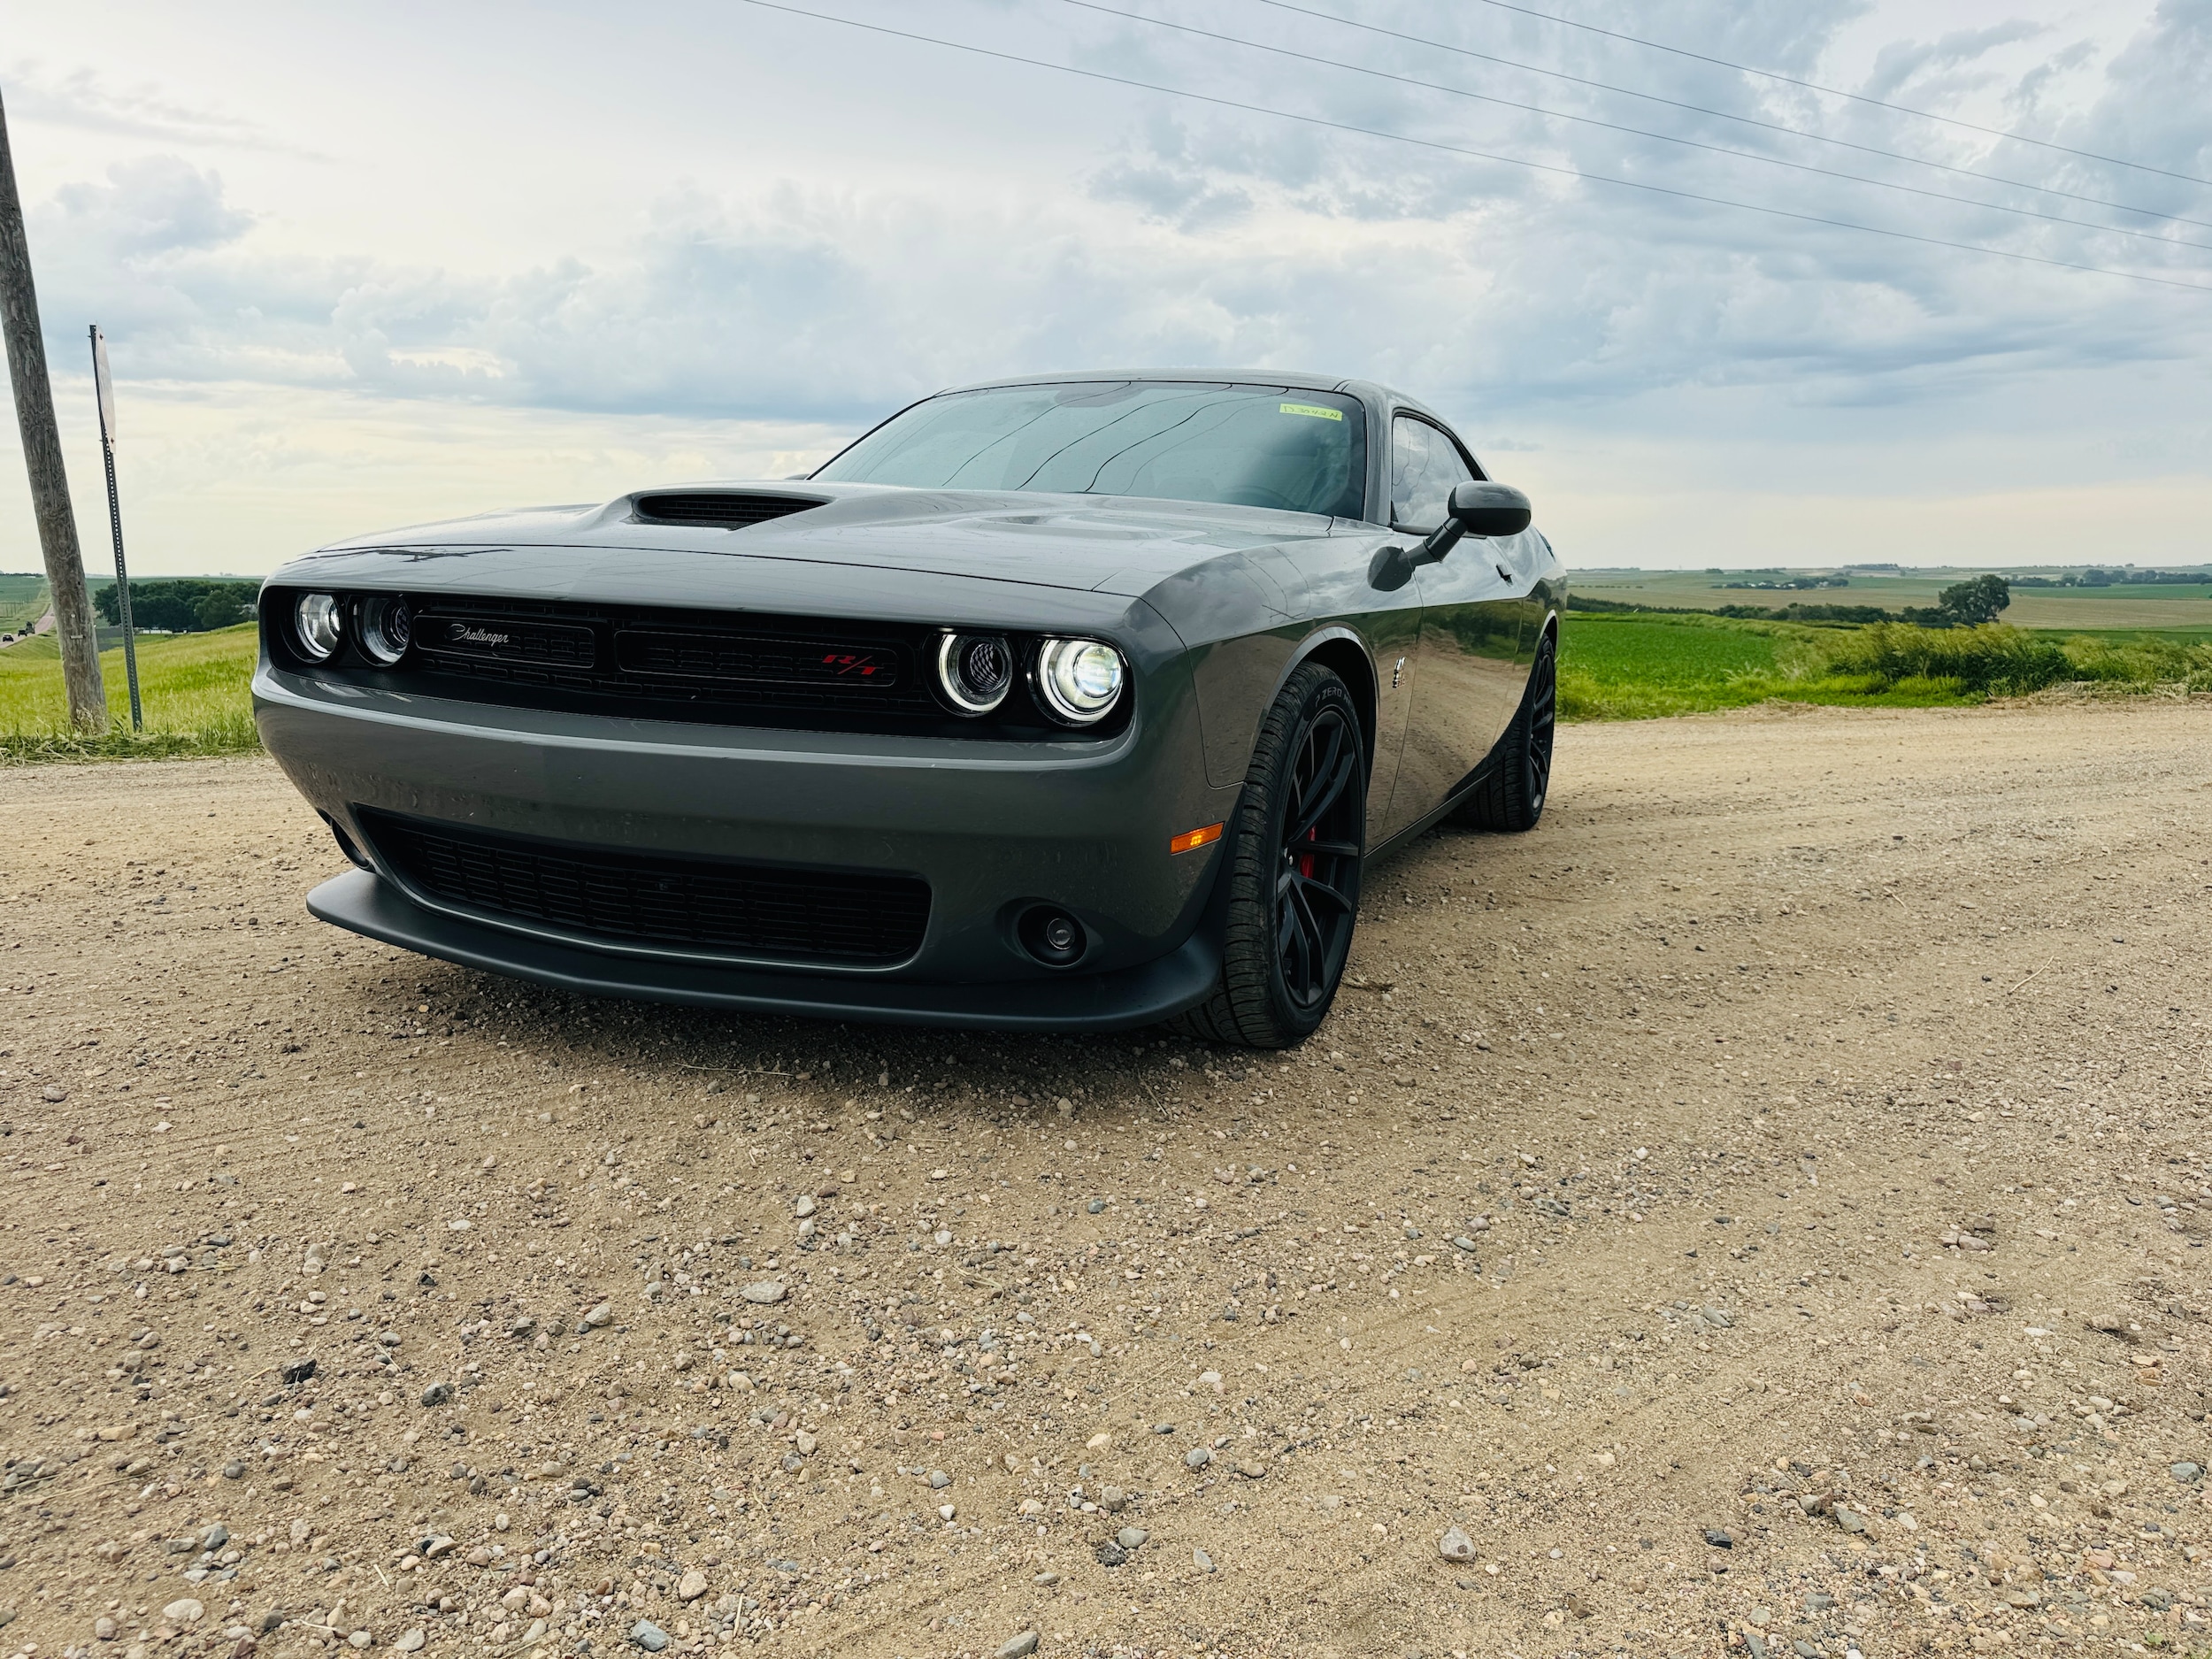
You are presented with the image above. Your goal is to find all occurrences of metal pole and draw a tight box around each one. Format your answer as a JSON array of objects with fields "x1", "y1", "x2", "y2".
[
  {"x1": 90, "y1": 326, "x2": 140, "y2": 730},
  {"x1": 0, "y1": 83, "x2": 105, "y2": 731}
]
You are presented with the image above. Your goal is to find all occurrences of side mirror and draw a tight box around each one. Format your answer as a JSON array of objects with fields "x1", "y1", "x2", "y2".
[{"x1": 1448, "y1": 480, "x2": 1532, "y2": 540}]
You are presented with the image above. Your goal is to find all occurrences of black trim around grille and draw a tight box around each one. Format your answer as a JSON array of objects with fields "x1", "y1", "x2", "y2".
[
  {"x1": 360, "y1": 811, "x2": 931, "y2": 966},
  {"x1": 633, "y1": 492, "x2": 826, "y2": 528}
]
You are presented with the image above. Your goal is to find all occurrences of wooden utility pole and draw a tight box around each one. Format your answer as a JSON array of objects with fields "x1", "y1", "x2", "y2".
[{"x1": 0, "y1": 83, "x2": 105, "y2": 733}]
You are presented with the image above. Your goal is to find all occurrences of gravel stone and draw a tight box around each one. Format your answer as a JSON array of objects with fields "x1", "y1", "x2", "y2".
[
  {"x1": 394, "y1": 1632, "x2": 426, "y2": 1654},
  {"x1": 1117, "y1": 1525, "x2": 1148, "y2": 1550},
  {"x1": 631, "y1": 1620, "x2": 670, "y2": 1652},
  {"x1": 1704, "y1": 1528, "x2": 1734, "y2": 1548},
  {"x1": 1439, "y1": 1525, "x2": 1477, "y2": 1562},
  {"x1": 1184, "y1": 1447, "x2": 1212, "y2": 1470},
  {"x1": 995, "y1": 1633, "x2": 1041, "y2": 1659},
  {"x1": 419, "y1": 1382, "x2": 453, "y2": 1408},
  {"x1": 582, "y1": 1302, "x2": 613, "y2": 1328},
  {"x1": 161, "y1": 1599, "x2": 204, "y2": 1624},
  {"x1": 678, "y1": 1569, "x2": 709, "y2": 1601},
  {"x1": 741, "y1": 1281, "x2": 787, "y2": 1305}
]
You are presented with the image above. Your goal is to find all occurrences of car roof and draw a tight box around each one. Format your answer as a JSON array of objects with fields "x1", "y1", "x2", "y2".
[{"x1": 936, "y1": 367, "x2": 1440, "y2": 420}]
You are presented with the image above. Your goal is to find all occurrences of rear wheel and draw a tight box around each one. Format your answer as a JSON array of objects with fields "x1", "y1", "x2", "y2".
[
  {"x1": 1173, "y1": 663, "x2": 1365, "y2": 1048},
  {"x1": 1451, "y1": 630, "x2": 1555, "y2": 833}
]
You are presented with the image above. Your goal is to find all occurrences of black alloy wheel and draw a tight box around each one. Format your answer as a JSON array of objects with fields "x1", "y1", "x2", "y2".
[
  {"x1": 1174, "y1": 663, "x2": 1366, "y2": 1048},
  {"x1": 1454, "y1": 630, "x2": 1556, "y2": 833}
]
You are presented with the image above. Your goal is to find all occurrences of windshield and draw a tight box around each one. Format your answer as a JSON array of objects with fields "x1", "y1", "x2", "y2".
[{"x1": 815, "y1": 380, "x2": 1368, "y2": 519}]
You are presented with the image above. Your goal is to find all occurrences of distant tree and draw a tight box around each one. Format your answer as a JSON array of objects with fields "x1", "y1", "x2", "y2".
[
  {"x1": 1938, "y1": 574, "x2": 2011, "y2": 626},
  {"x1": 94, "y1": 578, "x2": 258, "y2": 632}
]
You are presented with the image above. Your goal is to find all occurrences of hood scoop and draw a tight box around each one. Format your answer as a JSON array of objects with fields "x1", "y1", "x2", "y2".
[{"x1": 633, "y1": 491, "x2": 827, "y2": 530}]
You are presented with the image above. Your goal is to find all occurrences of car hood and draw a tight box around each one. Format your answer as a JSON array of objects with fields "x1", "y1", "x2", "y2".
[{"x1": 307, "y1": 481, "x2": 1347, "y2": 598}]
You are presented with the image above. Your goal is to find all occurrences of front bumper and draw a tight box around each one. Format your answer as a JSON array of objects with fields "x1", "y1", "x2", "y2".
[
  {"x1": 255, "y1": 654, "x2": 1238, "y2": 1027},
  {"x1": 308, "y1": 867, "x2": 1219, "y2": 1029}
]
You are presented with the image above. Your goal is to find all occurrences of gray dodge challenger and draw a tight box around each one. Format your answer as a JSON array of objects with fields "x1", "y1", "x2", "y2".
[{"x1": 255, "y1": 371, "x2": 1563, "y2": 1047}]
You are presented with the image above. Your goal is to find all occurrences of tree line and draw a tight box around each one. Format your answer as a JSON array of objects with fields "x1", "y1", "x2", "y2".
[{"x1": 92, "y1": 578, "x2": 258, "y2": 634}]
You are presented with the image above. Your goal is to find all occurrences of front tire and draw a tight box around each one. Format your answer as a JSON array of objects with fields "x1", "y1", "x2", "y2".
[
  {"x1": 1174, "y1": 663, "x2": 1366, "y2": 1048},
  {"x1": 1452, "y1": 630, "x2": 1555, "y2": 833}
]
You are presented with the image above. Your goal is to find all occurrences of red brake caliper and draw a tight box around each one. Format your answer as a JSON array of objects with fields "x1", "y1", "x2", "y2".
[{"x1": 1298, "y1": 826, "x2": 1317, "y2": 879}]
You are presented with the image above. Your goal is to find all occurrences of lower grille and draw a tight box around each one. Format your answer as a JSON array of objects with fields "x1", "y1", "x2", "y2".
[{"x1": 361, "y1": 811, "x2": 930, "y2": 966}]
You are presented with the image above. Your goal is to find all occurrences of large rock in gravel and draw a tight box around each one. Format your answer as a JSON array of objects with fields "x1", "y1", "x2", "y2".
[
  {"x1": 741, "y1": 1281, "x2": 787, "y2": 1304},
  {"x1": 1439, "y1": 1525, "x2": 1476, "y2": 1562}
]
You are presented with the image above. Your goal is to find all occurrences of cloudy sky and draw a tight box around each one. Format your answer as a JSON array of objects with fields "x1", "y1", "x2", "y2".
[{"x1": 3, "y1": 0, "x2": 2208, "y2": 575}]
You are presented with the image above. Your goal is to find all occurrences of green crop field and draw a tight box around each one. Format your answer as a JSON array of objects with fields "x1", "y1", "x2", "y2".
[{"x1": 0, "y1": 625, "x2": 259, "y2": 762}]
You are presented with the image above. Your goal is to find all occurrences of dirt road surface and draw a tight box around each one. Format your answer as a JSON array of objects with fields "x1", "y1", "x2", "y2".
[{"x1": 2, "y1": 701, "x2": 2208, "y2": 1659}]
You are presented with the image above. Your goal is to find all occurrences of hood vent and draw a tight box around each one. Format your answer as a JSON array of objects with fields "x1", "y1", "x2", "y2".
[{"x1": 633, "y1": 491, "x2": 826, "y2": 530}]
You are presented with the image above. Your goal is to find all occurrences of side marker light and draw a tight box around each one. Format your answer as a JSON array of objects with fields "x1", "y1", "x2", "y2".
[{"x1": 1169, "y1": 823, "x2": 1224, "y2": 856}]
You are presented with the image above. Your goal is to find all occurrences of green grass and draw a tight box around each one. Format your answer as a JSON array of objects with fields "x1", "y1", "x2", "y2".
[
  {"x1": 1558, "y1": 611, "x2": 2212, "y2": 720},
  {"x1": 0, "y1": 625, "x2": 259, "y2": 762}
]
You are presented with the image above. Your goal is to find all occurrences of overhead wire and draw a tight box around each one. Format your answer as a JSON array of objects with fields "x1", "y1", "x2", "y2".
[
  {"x1": 1440, "y1": 0, "x2": 2212, "y2": 190},
  {"x1": 1064, "y1": 0, "x2": 2212, "y2": 254},
  {"x1": 1244, "y1": 0, "x2": 2212, "y2": 233},
  {"x1": 730, "y1": 0, "x2": 2212, "y2": 296}
]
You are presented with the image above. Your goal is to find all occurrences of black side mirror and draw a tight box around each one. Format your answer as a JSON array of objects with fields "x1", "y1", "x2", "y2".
[
  {"x1": 1396, "y1": 481, "x2": 1532, "y2": 572},
  {"x1": 1448, "y1": 480, "x2": 1532, "y2": 539}
]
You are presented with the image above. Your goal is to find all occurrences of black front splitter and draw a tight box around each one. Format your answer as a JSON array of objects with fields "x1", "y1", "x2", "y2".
[{"x1": 305, "y1": 870, "x2": 1217, "y2": 1033}]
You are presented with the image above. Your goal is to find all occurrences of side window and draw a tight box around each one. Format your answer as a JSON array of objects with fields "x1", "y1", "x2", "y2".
[{"x1": 1390, "y1": 416, "x2": 1476, "y2": 532}]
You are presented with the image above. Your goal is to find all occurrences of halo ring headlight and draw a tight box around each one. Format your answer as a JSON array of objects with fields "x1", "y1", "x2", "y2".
[
  {"x1": 1034, "y1": 636, "x2": 1125, "y2": 725},
  {"x1": 934, "y1": 630, "x2": 1014, "y2": 716},
  {"x1": 357, "y1": 595, "x2": 413, "y2": 666},
  {"x1": 295, "y1": 592, "x2": 343, "y2": 662}
]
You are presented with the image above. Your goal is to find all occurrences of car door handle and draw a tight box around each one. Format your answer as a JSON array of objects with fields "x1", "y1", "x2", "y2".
[{"x1": 1494, "y1": 562, "x2": 1513, "y2": 583}]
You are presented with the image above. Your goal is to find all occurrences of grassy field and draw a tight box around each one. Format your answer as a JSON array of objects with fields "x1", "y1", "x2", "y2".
[
  {"x1": 0, "y1": 605, "x2": 2205, "y2": 764},
  {"x1": 1557, "y1": 611, "x2": 2212, "y2": 720},
  {"x1": 0, "y1": 572, "x2": 49, "y2": 635},
  {"x1": 0, "y1": 625, "x2": 259, "y2": 761}
]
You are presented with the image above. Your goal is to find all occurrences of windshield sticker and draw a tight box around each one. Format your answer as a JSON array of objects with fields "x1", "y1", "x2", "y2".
[{"x1": 1279, "y1": 402, "x2": 1344, "y2": 421}]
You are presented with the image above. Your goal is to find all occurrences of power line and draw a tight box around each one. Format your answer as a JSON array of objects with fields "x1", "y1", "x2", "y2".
[
  {"x1": 1247, "y1": 0, "x2": 2212, "y2": 234},
  {"x1": 1441, "y1": 0, "x2": 2212, "y2": 191},
  {"x1": 731, "y1": 0, "x2": 2212, "y2": 296},
  {"x1": 1067, "y1": 0, "x2": 2212, "y2": 254}
]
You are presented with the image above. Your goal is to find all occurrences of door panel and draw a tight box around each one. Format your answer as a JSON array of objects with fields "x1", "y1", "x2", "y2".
[
  {"x1": 1383, "y1": 414, "x2": 1525, "y2": 836},
  {"x1": 1395, "y1": 549, "x2": 1525, "y2": 830}
]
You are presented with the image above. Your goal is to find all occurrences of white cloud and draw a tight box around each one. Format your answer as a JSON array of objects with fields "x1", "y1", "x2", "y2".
[{"x1": 1, "y1": 0, "x2": 2207, "y2": 575}]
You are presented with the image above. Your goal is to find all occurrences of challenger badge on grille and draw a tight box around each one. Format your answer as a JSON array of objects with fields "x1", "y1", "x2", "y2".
[{"x1": 420, "y1": 614, "x2": 596, "y2": 668}]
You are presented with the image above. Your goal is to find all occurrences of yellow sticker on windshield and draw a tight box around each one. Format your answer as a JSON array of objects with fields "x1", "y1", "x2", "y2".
[{"x1": 1279, "y1": 402, "x2": 1344, "y2": 421}]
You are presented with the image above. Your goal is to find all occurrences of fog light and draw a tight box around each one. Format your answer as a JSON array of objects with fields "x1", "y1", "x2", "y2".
[
  {"x1": 295, "y1": 592, "x2": 342, "y2": 661},
  {"x1": 1035, "y1": 637, "x2": 1125, "y2": 725},
  {"x1": 1018, "y1": 905, "x2": 1087, "y2": 968},
  {"x1": 357, "y1": 595, "x2": 413, "y2": 665},
  {"x1": 934, "y1": 631, "x2": 1013, "y2": 715}
]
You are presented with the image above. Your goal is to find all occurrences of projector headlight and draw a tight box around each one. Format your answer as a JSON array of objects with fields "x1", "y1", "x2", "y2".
[
  {"x1": 357, "y1": 595, "x2": 413, "y2": 666},
  {"x1": 295, "y1": 592, "x2": 343, "y2": 661},
  {"x1": 1034, "y1": 637, "x2": 1125, "y2": 725},
  {"x1": 934, "y1": 631, "x2": 1014, "y2": 716}
]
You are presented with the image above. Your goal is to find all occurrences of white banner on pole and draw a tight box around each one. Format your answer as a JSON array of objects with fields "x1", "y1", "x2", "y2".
[{"x1": 91, "y1": 324, "x2": 116, "y2": 443}]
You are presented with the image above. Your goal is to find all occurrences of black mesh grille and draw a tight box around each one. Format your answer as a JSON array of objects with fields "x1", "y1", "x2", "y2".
[
  {"x1": 362, "y1": 811, "x2": 930, "y2": 966},
  {"x1": 633, "y1": 492, "x2": 826, "y2": 529}
]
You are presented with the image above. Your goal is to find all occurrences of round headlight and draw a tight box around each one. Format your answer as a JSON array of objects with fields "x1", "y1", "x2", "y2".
[
  {"x1": 935, "y1": 631, "x2": 1013, "y2": 716},
  {"x1": 357, "y1": 595, "x2": 413, "y2": 666},
  {"x1": 295, "y1": 592, "x2": 343, "y2": 661},
  {"x1": 1035, "y1": 637, "x2": 1125, "y2": 725}
]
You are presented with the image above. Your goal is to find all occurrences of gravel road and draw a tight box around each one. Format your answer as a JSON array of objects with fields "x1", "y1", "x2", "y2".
[{"x1": 1, "y1": 699, "x2": 2208, "y2": 1659}]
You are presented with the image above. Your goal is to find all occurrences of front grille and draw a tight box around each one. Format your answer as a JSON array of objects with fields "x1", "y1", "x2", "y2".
[
  {"x1": 402, "y1": 599, "x2": 935, "y2": 718},
  {"x1": 265, "y1": 589, "x2": 1128, "y2": 740},
  {"x1": 634, "y1": 492, "x2": 826, "y2": 529},
  {"x1": 362, "y1": 811, "x2": 930, "y2": 966}
]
